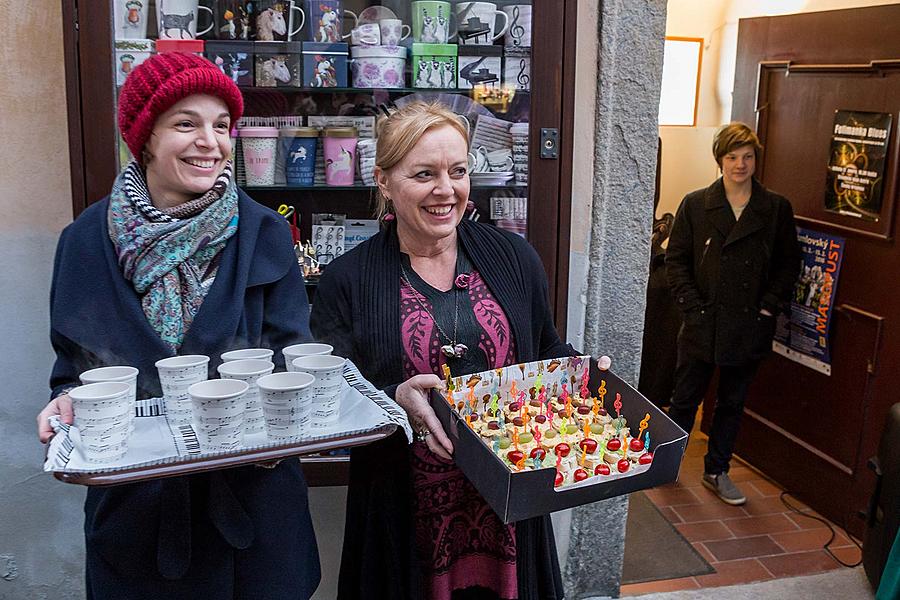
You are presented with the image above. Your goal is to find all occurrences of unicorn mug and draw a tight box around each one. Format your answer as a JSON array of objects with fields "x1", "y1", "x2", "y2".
[
  {"x1": 252, "y1": 0, "x2": 305, "y2": 41},
  {"x1": 305, "y1": 0, "x2": 359, "y2": 42}
]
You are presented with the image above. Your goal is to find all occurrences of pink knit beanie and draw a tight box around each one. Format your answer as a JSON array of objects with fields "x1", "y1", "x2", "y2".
[{"x1": 117, "y1": 52, "x2": 244, "y2": 162}]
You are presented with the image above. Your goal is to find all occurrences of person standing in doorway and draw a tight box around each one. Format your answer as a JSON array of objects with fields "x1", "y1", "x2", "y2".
[{"x1": 665, "y1": 122, "x2": 800, "y2": 505}]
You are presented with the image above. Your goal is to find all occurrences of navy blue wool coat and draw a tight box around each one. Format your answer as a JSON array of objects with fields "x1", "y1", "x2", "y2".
[{"x1": 49, "y1": 191, "x2": 320, "y2": 600}]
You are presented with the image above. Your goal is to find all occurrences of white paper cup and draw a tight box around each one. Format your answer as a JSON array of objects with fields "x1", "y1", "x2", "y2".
[
  {"x1": 292, "y1": 354, "x2": 346, "y2": 427},
  {"x1": 217, "y1": 359, "x2": 274, "y2": 435},
  {"x1": 79, "y1": 366, "x2": 139, "y2": 405},
  {"x1": 257, "y1": 371, "x2": 315, "y2": 439},
  {"x1": 283, "y1": 343, "x2": 333, "y2": 371},
  {"x1": 156, "y1": 355, "x2": 209, "y2": 425},
  {"x1": 69, "y1": 382, "x2": 134, "y2": 462},
  {"x1": 188, "y1": 378, "x2": 248, "y2": 452},
  {"x1": 221, "y1": 348, "x2": 275, "y2": 362}
]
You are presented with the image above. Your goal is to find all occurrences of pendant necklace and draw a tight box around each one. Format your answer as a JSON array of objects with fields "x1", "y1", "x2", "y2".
[{"x1": 400, "y1": 261, "x2": 469, "y2": 359}]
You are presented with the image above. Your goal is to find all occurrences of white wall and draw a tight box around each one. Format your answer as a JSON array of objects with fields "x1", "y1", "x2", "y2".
[{"x1": 657, "y1": 0, "x2": 898, "y2": 219}]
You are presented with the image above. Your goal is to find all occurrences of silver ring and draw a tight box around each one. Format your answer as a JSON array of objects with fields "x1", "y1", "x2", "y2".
[{"x1": 416, "y1": 428, "x2": 431, "y2": 442}]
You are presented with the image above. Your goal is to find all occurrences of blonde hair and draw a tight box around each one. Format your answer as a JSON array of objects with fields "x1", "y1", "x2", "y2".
[
  {"x1": 374, "y1": 101, "x2": 470, "y2": 219},
  {"x1": 712, "y1": 122, "x2": 763, "y2": 168}
]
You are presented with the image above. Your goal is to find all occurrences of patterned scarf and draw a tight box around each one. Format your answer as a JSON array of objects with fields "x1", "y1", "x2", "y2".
[{"x1": 108, "y1": 160, "x2": 239, "y2": 351}]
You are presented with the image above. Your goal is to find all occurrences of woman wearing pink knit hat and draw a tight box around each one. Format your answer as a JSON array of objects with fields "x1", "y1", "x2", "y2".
[{"x1": 37, "y1": 52, "x2": 320, "y2": 599}]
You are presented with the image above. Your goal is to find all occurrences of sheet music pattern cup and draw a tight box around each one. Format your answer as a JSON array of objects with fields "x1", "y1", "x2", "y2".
[
  {"x1": 188, "y1": 378, "x2": 249, "y2": 452},
  {"x1": 69, "y1": 381, "x2": 135, "y2": 463},
  {"x1": 291, "y1": 354, "x2": 346, "y2": 428},
  {"x1": 216, "y1": 359, "x2": 274, "y2": 435},
  {"x1": 257, "y1": 371, "x2": 316, "y2": 440},
  {"x1": 156, "y1": 355, "x2": 210, "y2": 426}
]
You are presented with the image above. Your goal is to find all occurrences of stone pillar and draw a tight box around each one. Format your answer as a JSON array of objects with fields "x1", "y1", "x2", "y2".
[{"x1": 563, "y1": 0, "x2": 667, "y2": 598}]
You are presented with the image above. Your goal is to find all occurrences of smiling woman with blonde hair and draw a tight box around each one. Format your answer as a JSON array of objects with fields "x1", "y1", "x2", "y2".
[
  {"x1": 311, "y1": 101, "x2": 569, "y2": 600},
  {"x1": 37, "y1": 52, "x2": 320, "y2": 599}
]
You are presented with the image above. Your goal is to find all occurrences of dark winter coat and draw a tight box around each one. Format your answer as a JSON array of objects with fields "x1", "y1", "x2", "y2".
[
  {"x1": 666, "y1": 177, "x2": 800, "y2": 366},
  {"x1": 49, "y1": 191, "x2": 320, "y2": 599},
  {"x1": 310, "y1": 219, "x2": 569, "y2": 600}
]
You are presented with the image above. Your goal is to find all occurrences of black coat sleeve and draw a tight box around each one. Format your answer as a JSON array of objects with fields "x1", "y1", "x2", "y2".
[
  {"x1": 48, "y1": 227, "x2": 81, "y2": 400},
  {"x1": 309, "y1": 255, "x2": 356, "y2": 362},
  {"x1": 665, "y1": 195, "x2": 704, "y2": 314},
  {"x1": 760, "y1": 197, "x2": 801, "y2": 314}
]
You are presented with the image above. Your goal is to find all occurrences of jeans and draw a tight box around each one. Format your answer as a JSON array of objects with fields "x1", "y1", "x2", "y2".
[{"x1": 667, "y1": 350, "x2": 759, "y2": 475}]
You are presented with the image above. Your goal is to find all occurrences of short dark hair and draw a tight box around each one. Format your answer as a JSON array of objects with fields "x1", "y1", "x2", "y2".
[{"x1": 713, "y1": 122, "x2": 762, "y2": 167}]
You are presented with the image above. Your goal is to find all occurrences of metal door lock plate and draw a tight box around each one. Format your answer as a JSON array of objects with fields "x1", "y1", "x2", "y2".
[{"x1": 540, "y1": 128, "x2": 559, "y2": 159}]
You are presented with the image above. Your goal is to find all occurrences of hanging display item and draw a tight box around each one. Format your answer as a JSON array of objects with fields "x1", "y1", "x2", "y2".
[{"x1": 824, "y1": 110, "x2": 892, "y2": 222}]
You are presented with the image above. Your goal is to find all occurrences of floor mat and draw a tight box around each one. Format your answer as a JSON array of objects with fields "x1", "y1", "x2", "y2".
[{"x1": 622, "y1": 491, "x2": 715, "y2": 584}]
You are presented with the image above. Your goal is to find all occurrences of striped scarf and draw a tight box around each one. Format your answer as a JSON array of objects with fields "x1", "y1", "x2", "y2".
[{"x1": 108, "y1": 160, "x2": 239, "y2": 351}]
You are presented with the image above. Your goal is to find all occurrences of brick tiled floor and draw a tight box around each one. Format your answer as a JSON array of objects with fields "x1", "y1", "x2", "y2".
[{"x1": 620, "y1": 428, "x2": 862, "y2": 596}]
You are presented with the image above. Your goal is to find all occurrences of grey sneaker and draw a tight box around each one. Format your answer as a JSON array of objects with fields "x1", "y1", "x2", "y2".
[{"x1": 702, "y1": 472, "x2": 747, "y2": 505}]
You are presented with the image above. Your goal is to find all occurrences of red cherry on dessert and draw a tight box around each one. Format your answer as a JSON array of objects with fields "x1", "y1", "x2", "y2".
[
  {"x1": 607, "y1": 438, "x2": 622, "y2": 451},
  {"x1": 577, "y1": 406, "x2": 591, "y2": 415},
  {"x1": 639, "y1": 452, "x2": 654, "y2": 465},
  {"x1": 530, "y1": 447, "x2": 547, "y2": 461},
  {"x1": 595, "y1": 464, "x2": 611, "y2": 476},
  {"x1": 488, "y1": 421, "x2": 500, "y2": 430},
  {"x1": 579, "y1": 438, "x2": 598, "y2": 453},
  {"x1": 554, "y1": 443, "x2": 571, "y2": 458},
  {"x1": 555, "y1": 471, "x2": 564, "y2": 487},
  {"x1": 530, "y1": 399, "x2": 543, "y2": 408},
  {"x1": 617, "y1": 458, "x2": 630, "y2": 473},
  {"x1": 535, "y1": 414, "x2": 547, "y2": 424},
  {"x1": 507, "y1": 450, "x2": 525, "y2": 464},
  {"x1": 509, "y1": 402, "x2": 522, "y2": 412},
  {"x1": 629, "y1": 438, "x2": 645, "y2": 452},
  {"x1": 597, "y1": 407, "x2": 608, "y2": 416},
  {"x1": 512, "y1": 416, "x2": 524, "y2": 427},
  {"x1": 469, "y1": 413, "x2": 479, "y2": 422},
  {"x1": 573, "y1": 469, "x2": 589, "y2": 482}
]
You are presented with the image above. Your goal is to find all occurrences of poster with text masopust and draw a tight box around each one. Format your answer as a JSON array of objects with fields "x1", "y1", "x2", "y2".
[
  {"x1": 773, "y1": 228, "x2": 845, "y2": 376},
  {"x1": 824, "y1": 110, "x2": 892, "y2": 222}
]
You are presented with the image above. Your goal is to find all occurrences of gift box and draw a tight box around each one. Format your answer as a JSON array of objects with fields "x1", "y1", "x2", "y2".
[
  {"x1": 114, "y1": 39, "x2": 154, "y2": 86},
  {"x1": 411, "y1": 43, "x2": 457, "y2": 89},
  {"x1": 254, "y1": 41, "x2": 302, "y2": 87},
  {"x1": 428, "y1": 356, "x2": 688, "y2": 523},
  {"x1": 303, "y1": 42, "x2": 349, "y2": 88},
  {"x1": 503, "y1": 46, "x2": 531, "y2": 91},
  {"x1": 457, "y1": 45, "x2": 502, "y2": 89},
  {"x1": 205, "y1": 41, "x2": 254, "y2": 86}
]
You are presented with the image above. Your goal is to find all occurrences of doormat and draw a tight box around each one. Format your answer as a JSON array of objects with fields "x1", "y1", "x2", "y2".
[{"x1": 622, "y1": 491, "x2": 715, "y2": 584}]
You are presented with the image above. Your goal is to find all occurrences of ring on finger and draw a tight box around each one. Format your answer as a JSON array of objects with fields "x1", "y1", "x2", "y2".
[{"x1": 416, "y1": 428, "x2": 431, "y2": 442}]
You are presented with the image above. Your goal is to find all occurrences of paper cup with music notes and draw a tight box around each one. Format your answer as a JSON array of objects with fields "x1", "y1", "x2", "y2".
[
  {"x1": 70, "y1": 381, "x2": 135, "y2": 463},
  {"x1": 156, "y1": 355, "x2": 210, "y2": 426},
  {"x1": 217, "y1": 359, "x2": 274, "y2": 435},
  {"x1": 291, "y1": 354, "x2": 346, "y2": 428},
  {"x1": 79, "y1": 366, "x2": 139, "y2": 431},
  {"x1": 221, "y1": 348, "x2": 275, "y2": 362},
  {"x1": 283, "y1": 343, "x2": 333, "y2": 371},
  {"x1": 188, "y1": 378, "x2": 249, "y2": 452},
  {"x1": 257, "y1": 371, "x2": 316, "y2": 440}
]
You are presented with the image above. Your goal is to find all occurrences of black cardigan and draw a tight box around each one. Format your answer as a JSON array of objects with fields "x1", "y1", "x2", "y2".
[{"x1": 311, "y1": 219, "x2": 570, "y2": 600}]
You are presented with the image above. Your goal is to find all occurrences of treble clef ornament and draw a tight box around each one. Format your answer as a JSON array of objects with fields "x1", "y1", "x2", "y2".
[{"x1": 510, "y1": 6, "x2": 526, "y2": 46}]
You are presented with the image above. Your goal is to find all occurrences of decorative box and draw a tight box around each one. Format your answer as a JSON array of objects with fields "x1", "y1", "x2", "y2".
[
  {"x1": 155, "y1": 39, "x2": 204, "y2": 55},
  {"x1": 350, "y1": 45, "x2": 406, "y2": 88},
  {"x1": 205, "y1": 41, "x2": 254, "y2": 86},
  {"x1": 503, "y1": 46, "x2": 531, "y2": 91},
  {"x1": 411, "y1": 43, "x2": 457, "y2": 89},
  {"x1": 457, "y1": 45, "x2": 502, "y2": 89},
  {"x1": 254, "y1": 41, "x2": 302, "y2": 87},
  {"x1": 303, "y1": 42, "x2": 349, "y2": 88},
  {"x1": 114, "y1": 39, "x2": 154, "y2": 87}
]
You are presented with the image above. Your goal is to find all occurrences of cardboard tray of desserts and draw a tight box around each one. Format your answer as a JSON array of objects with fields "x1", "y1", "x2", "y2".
[
  {"x1": 429, "y1": 355, "x2": 687, "y2": 523},
  {"x1": 46, "y1": 361, "x2": 408, "y2": 486}
]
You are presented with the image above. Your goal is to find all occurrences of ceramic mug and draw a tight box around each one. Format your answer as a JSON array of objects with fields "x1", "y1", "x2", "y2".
[
  {"x1": 253, "y1": 0, "x2": 305, "y2": 41},
  {"x1": 474, "y1": 147, "x2": 513, "y2": 173},
  {"x1": 306, "y1": 0, "x2": 359, "y2": 42},
  {"x1": 411, "y1": 1, "x2": 455, "y2": 44},
  {"x1": 114, "y1": 0, "x2": 150, "y2": 39},
  {"x1": 502, "y1": 4, "x2": 531, "y2": 47},
  {"x1": 156, "y1": 0, "x2": 214, "y2": 39},
  {"x1": 379, "y1": 19, "x2": 410, "y2": 47},
  {"x1": 455, "y1": 1, "x2": 509, "y2": 46},
  {"x1": 350, "y1": 23, "x2": 380, "y2": 46}
]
